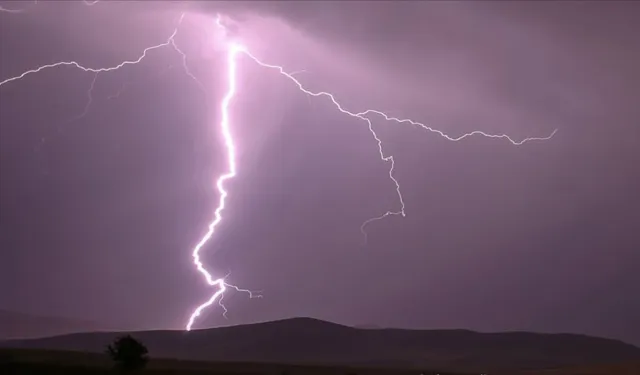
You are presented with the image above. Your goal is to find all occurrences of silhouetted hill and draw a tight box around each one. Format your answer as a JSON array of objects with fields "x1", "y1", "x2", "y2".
[
  {"x1": 2, "y1": 317, "x2": 639, "y2": 373},
  {"x1": 0, "y1": 310, "x2": 111, "y2": 340},
  {"x1": 353, "y1": 323, "x2": 384, "y2": 329}
]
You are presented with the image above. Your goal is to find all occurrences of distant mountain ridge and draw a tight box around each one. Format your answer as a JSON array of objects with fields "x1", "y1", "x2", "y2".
[
  {"x1": 2, "y1": 317, "x2": 639, "y2": 373},
  {"x1": 0, "y1": 309, "x2": 112, "y2": 340}
]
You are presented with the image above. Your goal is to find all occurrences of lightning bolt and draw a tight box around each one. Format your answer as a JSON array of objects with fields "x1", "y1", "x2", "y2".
[
  {"x1": 0, "y1": 7, "x2": 260, "y2": 331},
  {"x1": 0, "y1": 5, "x2": 25, "y2": 14},
  {"x1": 0, "y1": 33, "x2": 179, "y2": 87},
  {"x1": 0, "y1": 0, "x2": 96, "y2": 14},
  {"x1": 228, "y1": 46, "x2": 557, "y2": 244},
  {"x1": 67, "y1": 72, "x2": 99, "y2": 123},
  {"x1": 0, "y1": 5, "x2": 556, "y2": 332},
  {"x1": 184, "y1": 41, "x2": 263, "y2": 331},
  {"x1": 0, "y1": 0, "x2": 34, "y2": 13}
]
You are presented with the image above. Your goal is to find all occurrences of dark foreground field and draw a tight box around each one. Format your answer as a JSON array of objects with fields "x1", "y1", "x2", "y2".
[
  {"x1": 5, "y1": 318, "x2": 640, "y2": 370},
  {"x1": 1, "y1": 348, "x2": 640, "y2": 375},
  {"x1": 2, "y1": 318, "x2": 640, "y2": 374},
  {"x1": 0, "y1": 348, "x2": 457, "y2": 375}
]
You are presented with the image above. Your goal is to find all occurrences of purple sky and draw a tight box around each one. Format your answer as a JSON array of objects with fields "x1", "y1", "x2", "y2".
[{"x1": 1, "y1": 1, "x2": 639, "y2": 345}]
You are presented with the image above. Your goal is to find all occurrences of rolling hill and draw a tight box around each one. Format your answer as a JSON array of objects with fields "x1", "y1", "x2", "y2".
[{"x1": 2, "y1": 317, "x2": 639, "y2": 373}]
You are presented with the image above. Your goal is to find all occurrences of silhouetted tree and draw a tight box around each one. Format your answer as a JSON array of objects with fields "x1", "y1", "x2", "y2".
[{"x1": 106, "y1": 335, "x2": 149, "y2": 371}]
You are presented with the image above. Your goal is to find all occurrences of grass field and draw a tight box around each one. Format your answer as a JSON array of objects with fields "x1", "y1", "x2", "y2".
[
  {"x1": 1, "y1": 348, "x2": 639, "y2": 375},
  {"x1": 0, "y1": 348, "x2": 461, "y2": 375},
  {"x1": 520, "y1": 361, "x2": 640, "y2": 375}
]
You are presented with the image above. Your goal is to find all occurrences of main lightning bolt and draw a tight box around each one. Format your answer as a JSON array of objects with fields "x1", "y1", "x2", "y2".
[
  {"x1": 184, "y1": 41, "x2": 262, "y2": 331},
  {"x1": 0, "y1": 5, "x2": 556, "y2": 331},
  {"x1": 0, "y1": 8, "x2": 260, "y2": 331}
]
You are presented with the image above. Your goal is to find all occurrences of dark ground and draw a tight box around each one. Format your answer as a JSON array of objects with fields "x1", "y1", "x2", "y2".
[
  {"x1": 2, "y1": 317, "x2": 639, "y2": 374},
  {"x1": 1, "y1": 348, "x2": 640, "y2": 375}
]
